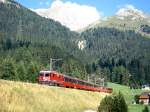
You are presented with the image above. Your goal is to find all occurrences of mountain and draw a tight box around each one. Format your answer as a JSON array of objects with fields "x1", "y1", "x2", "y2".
[
  {"x1": 0, "y1": 0, "x2": 82, "y2": 61},
  {"x1": 116, "y1": 5, "x2": 148, "y2": 19},
  {"x1": 78, "y1": 6, "x2": 150, "y2": 85},
  {"x1": 86, "y1": 5, "x2": 150, "y2": 37},
  {"x1": 0, "y1": 0, "x2": 89, "y2": 83},
  {"x1": 0, "y1": 0, "x2": 150, "y2": 86},
  {"x1": 81, "y1": 27, "x2": 150, "y2": 84}
]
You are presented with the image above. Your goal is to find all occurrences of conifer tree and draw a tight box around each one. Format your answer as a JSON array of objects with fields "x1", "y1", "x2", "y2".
[{"x1": 0, "y1": 58, "x2": 18, "y2": 80}]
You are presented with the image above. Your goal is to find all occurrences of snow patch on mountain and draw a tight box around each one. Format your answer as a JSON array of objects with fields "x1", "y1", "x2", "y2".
[
  {"x1": 116, "y1": 5, "x2": 148, "y2": 19},
  {"x1": 33, "y1": 0, "x2": 101, "y2": 31},
  {"x1": 78, "y1": 40, "x2": 86, "y2": 50}
]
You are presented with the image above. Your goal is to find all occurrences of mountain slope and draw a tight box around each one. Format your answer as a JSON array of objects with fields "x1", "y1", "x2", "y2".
[
  {"x1": 0, "y1": 79, "x2": 107, "y2": 112},
  {"x1": 86, "y1": 6, "x2": 150, "y2": 37},
  {"x1": 0, "y1": 0, "x2": 89, "y2": 82},
  {"x1": 81, "y1": 27, "x2": 150, "y2": 84},
  {"x1": 0, "y1": 0, "x2": 85, "y2": 66},
  {"x1": 0, "y1": 0, "x2": 150, "y2": 86},
  {"x1": 81, "y1": 27, "x2": 150, "y2": 61},
  {"x1": 0, "y1": 0, "x2": 79, "y2": 52},
  {"x1": 79, "y1": 6, "x2": 150, "y2": 85}
]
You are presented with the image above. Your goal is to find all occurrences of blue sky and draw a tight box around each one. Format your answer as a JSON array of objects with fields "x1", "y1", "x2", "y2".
[{"x1": 16, "y1": 0, "x2": 150, "y2": 16}]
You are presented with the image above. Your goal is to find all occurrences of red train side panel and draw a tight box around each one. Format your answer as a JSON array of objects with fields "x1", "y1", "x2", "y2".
[{"x1": 38, "y1": 71, "x2": 113, "y2": 94}]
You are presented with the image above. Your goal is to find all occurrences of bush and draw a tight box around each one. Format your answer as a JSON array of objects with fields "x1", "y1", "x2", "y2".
[
  {"x1": 98, "y1": 96, "x2": 113, "y2": 112},
  {"x1": 142, "y1": 106, "x2": 149, "y2": 112},
  {"x1": 134, "y1": 95, "x2": 140, "y2": 104},
  {"x1": 98, "y1": 92, "x2": 128, "y2": 112}
]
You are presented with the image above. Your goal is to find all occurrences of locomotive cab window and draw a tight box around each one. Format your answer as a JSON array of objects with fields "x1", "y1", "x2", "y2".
[
  {"x1": 45, "y1": 73, "x2": 49, "y2": 77},
  {"x1": 39, "y1": 73, "x2": 44, "y2": 76}
]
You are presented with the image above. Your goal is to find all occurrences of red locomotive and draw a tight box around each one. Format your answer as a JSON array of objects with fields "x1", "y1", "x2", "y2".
[{"x1": 38, "y1": 70, "x2": 113, "y2": 93}]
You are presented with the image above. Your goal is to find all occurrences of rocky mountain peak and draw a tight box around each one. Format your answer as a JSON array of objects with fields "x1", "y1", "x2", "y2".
[{"x1": 116, "y1": 5, "x2": 148, "y2": 20}]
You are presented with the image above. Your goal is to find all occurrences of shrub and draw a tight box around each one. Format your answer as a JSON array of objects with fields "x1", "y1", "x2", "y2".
[
  {"x1": 98, "y1": 92, "x2": 128, "y2": 112},
  {"x1": 134, "y1": 95, "x2": 140, "y2": 104},
  {"x1": 142, "y1": 106, "x2": 149, "y2": 112}
]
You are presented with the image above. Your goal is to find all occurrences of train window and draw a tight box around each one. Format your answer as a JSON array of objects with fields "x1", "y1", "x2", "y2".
[
  {"x1": 80, "y1": 81, "x2": 82, "y2": 85},
  {"x1": 45, "y1": 73, "x2": 49, "y2": 77},
  {"x1": 65, "y1": 77, "x2": 67, "y2": 81},
  {"x1": 71, "y1": 79, "x2": 73, "y2": 83},
  {"x1": 69, "y1": 79, "x2": 71, "y2": 82},
  {"x1": 65, "y1": 77, "x2": 69, "y2": 82},
  {"x1": 72, "y1": 79, "x2": 75, "y2": 83},
  {"x1": 78, "y1": 81, "x2": 80, "y2": 84},
  {"x1": 71, "y1": 79, "x2": 74, "y2": 83},
  {"x1": 82, "y1": 81, "x2": 84, "y2": 85},
  {"x1": 78, "y1": 81, "x2": 81, "y2": 84},
  {"x1": 39, "y1": 73, "x2": 44, "y2": 76}
]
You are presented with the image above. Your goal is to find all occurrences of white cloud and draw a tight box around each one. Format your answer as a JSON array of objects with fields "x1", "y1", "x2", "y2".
[
  {"x1": 33, "y1": 0, "x2": 101, "y2": 31},
  {"x1": 0, "y1": 0, "x2": 5, "y2": 3},
  {"x1": 116, "y1": 4, "x2": 147, "y2": 18}
]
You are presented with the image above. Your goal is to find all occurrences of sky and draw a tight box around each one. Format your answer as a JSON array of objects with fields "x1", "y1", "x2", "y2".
[
  {"x1": 16, "y1": 0, "x2": 150, "y2": 16},
  {"x1": 15, "y1": 0, "x2": 150, "y2": 31}
]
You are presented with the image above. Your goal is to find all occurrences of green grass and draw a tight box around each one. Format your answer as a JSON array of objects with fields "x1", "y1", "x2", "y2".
[
  {"x1": 108, "y1": 82, "x2": 150, "y2": 112},
  {"x1": 0, "y1": 79, "x2": 107, "y2": 112}
]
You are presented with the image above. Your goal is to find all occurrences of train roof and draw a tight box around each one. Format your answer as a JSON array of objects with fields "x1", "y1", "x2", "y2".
[{"x1": 40, "y1": 70, "x2": 58, "y2": 73}]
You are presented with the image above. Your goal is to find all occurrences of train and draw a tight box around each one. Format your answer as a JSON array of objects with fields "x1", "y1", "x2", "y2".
[{"x1": 38, "y1": 70, "x2": 113, "y2": 93}]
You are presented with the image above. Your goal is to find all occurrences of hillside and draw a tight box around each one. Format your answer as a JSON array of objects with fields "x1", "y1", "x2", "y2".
[
  {"x1": 0, "y1": 0, "x2": 81, "y2": 64},
  {"x1": 0, "y1": 79, "x2": 107, "y2": 112},
  {"x1": 0, "y1": 0, "x2": 150, "y2": 87},
  {"x1": 81, "y1": 27, "x2": 150, "y2": 85},
  {"x1": 0, "y1": 0, "x2": 87, "y2": 82},
  {"x1": 87, "y1": 16, "x2": 150, "y2": 36}
]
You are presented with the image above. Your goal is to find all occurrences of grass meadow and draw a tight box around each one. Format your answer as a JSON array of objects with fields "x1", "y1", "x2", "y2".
[
  {"x1": 1, "y1": 79, "x2": 149, "y2": 112},
  {"x1": 0, "y1": 80, "x2": 107, "y2": 112}
]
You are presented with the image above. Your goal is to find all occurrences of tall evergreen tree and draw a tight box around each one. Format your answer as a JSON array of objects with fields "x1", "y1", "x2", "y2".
[{"x1": 0, "y1": 58, "x2": 18, "y2": 80}]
